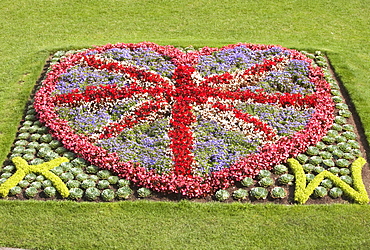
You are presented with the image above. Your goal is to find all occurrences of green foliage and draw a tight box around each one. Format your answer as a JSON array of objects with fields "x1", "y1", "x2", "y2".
[
  {"x1": 295, "y1": 154, "x2": 308, "y2": 164},
  {"x1": 215, "y1": 189, "x2": 230, "y2": 201},
  {"x1": 240, "y1": 177, "x2": 254, "y2": 187},
  {"x1": 232, "y1": 189, "x2": 248, "y2": 200},
  {"x1": 101, "y1": 189, "x2": 115, "y2": 201},
  {"x1": 329, "y1": 187, "x2": 343, "y2": 199},
  {"x1": 81, "y1": 179, "x2": 96, "y2": 189},
  {"x1": 258, "y1": 177, "x2": 274, "y2": 187},
  {"x1": 257, "y1": 170, "x2": 271, "y2": 179},
  {"x1": 320, "y1": 179, "x2": 333, "y2": 189},
  {"x1": 117, "y1": 179, "x2": 130, "y2": 187},
  {"x1": 66, "y1": 180, "x2": 80, "y2": 189},
  {"x1": 107, "y1": 176, "x2": 119, "y2": 185},
  {"x1": 43, "y1": 186, "x2": 57, "y2": 198},
  {"x1": 75, "y1": 173, "x2": 89, "y2": 182},
  {"x1": 97, "y1": 170, "x2": 112, "y2": 179},
  {"x1": 270, "y1": 187, "x2": 287, "y2": 199},
  {"x1": 137, "y1": 187, "x2": 151, "y2": 198},
  {"x1": 312, "y1": 186, "x2": 328, "y2": 198},
  {"x1": 277, "y1": 174, "x2": 294, "y2": 185},
  {"x1": 116, "y1": 186, "x2": 133, "y2": 200},
  {"x1": 273, "y1": 164, "x2": 288, "y2": 175},
  {"x1": 69, "y1": 188, "x2": 84, "y2": 200},
  {"x1": 97, "y1": 180, "x2": 110, "y2": 190},
  {"x1": 250, "y1": 187, "x2": 268, "y2": 199},
  {"x1": 86, "y1": 165, "x2": 99, "y2": 174},
  {"x1": 9, "y1": 186, "x2": 22, "y2": 196},
  {"x1": 85, "y1": 187, "x2": 101, "y2": 200},
  {"x1": 24, "y1": 187, "x2": 38, "y2": 198}
]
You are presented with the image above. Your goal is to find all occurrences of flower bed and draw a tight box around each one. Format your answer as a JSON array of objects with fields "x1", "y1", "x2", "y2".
[{"x1": 0, "y1": 42, "x2": 368, "y2": 203}]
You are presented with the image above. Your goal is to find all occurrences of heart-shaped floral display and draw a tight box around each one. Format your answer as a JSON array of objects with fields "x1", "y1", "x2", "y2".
[{"x1": 34, "y1": 42, "x2": 335, "y2": 197}]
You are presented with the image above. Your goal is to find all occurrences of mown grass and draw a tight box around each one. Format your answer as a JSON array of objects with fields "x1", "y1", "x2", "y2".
[
  {"x1": 1, "y1": 200, "x2": 370, "y2": 249},
  {"x1": 0, "y1": 0, "x2": 369, "y2": 249}
]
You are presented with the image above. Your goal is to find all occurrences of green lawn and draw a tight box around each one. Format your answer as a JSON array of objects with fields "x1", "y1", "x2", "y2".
[{"x1": 0, "y1": 0, "x2": 369, "y2": 249}]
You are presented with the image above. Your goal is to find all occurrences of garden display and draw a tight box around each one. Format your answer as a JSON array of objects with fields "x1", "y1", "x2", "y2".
[{"x1": 0, "y1": 42, "x2": 368, "y2": 204}]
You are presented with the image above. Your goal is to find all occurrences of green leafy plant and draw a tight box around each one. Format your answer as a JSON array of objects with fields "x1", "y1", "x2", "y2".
[
  {"x1": 25, "y1": 187, "x2": 38, "y2": 198},
  {"x1": 101, "y1": 189, "x2": 115, "y2": 201},
  {"x1": 277, "y1": 174, "x2": 294, "y2": 185},
  {"x1": 273, "y1": 164, "x2": 288, "y2": 175},
  {"x1": 9, "y1": 186, "x2": 22, "y2": 196},
  {"x1": 137, "y1": 187, "x2": 151, "y2": 198},
  {"x1": 85, "y1": 187, "x2": 101, "y2": 200},
  {"x1": 97, "y1": 180, "x2": 110, "y2": 190},
  {"x1": 116, "y1": 186, "x2": 133, "y2": 200},
  {"x1": 240, "y1": 177, "x2": 254, "y2": 187},
  {"x1": 43, "y1": 186, "x2": 57, "y2": 198},
  {"x1": 258, "y1": 177, "x2": 274, "y2": 187},
  {"x1": 257, "y1": 170, "x2": 271, "y2": 179},
  {"x1": 215, "y1": 189, "x2": 230, "y2": 201},
  {"x1": 81, "y1": 179, "x2": 96, "y2": 189},
  {"x1": 107, "y1": 176, "x2": 119, "y2": 185},
  {"x1": 232, "y1": 189, "x2": 248, "y2": 200},
  {"x1": 270, "y1": 187, "x2": 287, "y2": 199},
  {"x1": 312, "y1": 186, "x2": 328, "y2": 198},
  {"x1": 117, "y1": 179, "x2": 130, "y2": 187},
  {"x1": 68, "y1": 188, "x2": 84, "y2": 200},
  {"x1": 329, "y1": 187, "x2": 343, "y2": 199},
  {"x1": 250, "y1": 187, "x2": 268, "y2": 199},
  {"x1": 97, "y1": 170, "x2": 112, "y2": 179}
]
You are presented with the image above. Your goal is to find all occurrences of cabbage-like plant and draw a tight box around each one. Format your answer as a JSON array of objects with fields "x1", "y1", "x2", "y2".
[
  {"x1": 76, "y1": 173, "x2": 89, "y2": 182},
  {"x1": 340, "y1": 175, "x2": 353, "y2": 185},
  {"x1": 296, "y1": 154, "x2": 308, "y2": 164},
  {"x1": 342, "y1": 124, "x2": 354, "y2": 131},
  {"x1": 320, "y1": 179, "x2": 333, "y2": 189},
  {"x1": 232, "y1": 189, "x2": 248, "y2": 200},
  {"x1": 305, "y1": 174, "x2": 315, "y2": 183},
  {"x1": 319, "y1": 151, "x2": 332, "y2": 159},
  {"x1": 9, "y1": 186, "x2": 22, "y2": 196},
  {"x1": 240, "y1": 177, "x2": 254, "y2": 187},
  {"x1": 270, "y1": 187, "x2": 287, "y2": 199},
  {"x1": 137, "y1": 187, "x2": 151, "y2": 198},
  {"x1": 258, "y1": 177, "x2": 274, "y2": 187},
  {"x1": 25, "y1": 187, "x2": 38, "y2": 198},
  {"x1": 306, "y1": 146, "x2": 320, "y2": 156},
  {"x1": 81, "y1": 179, "x2": 96, "y2": 189},
  {"x1": 330, "y1": 123, "x2": 342, "y2": 131},
  {"x1": 40, "y1": 134, "x2": 52, "y2": 143},
  {"x1": 60, "y1": 172, "x2": 74, "y2": 182},
  {"x1": 338, "y1": 143, "x2": 352, "y2": 153},
  {"x1": 250, "y1": 187, "x2": 268, "y2": 200},
  {"x1": 101, "y1": 189, "x2": 115, "y2": 201},
  {"x1": 273, "y1": 164, "x2": 288, "y2": 175},
  {"x1": 315, "y1": 141, "x2": 326, "y2": 150},
  {"x1": 35, "y1": 175, "x2": 45, "y2": 182},
  {"x1": 18, "y1": 180, "x2": 30, "y2": 188},
  {"x1": 313, "y1": 166, "x2": 325, "y2": 174},
  {"x1": 343, "y1": 153, "x2": 355, "y2": 160},
  {"x1": 42, "y1": 179, "x2": 52, "y2": 188},
  {"x1": 329, "y1": 187, "x2": 343, "y2": 199},
  {"x1": 2, "y1": 165, "x2": 15, "y2": 172},
  {"x1": 334, "y1": 116, "x2": 347, "y2": 125},
  {"x1": 347, "y1": 140, "x2": 360, "y2": 149},
  {"x1": 312, "y1": 186, "x2": 327, "y2": 198},
  {"x1": 117, "y1": 179, "x2": 130, "y2": 188},
  {"x1": 277, "y1": 174, "x2": 294, "y2": 185},
  {"x1": 215, "y1": 189, "x2": 230, "y2": 201},
  {"x1": 60, "y1": 162, "x2": 73, "y2": 172},
  {"x1": 342, "y1": 131, "x2": 356, "y2": 140},
  {"x1": 322, "y1": 159, "x2": 335, "y2": 168},
  {"x1": 30, "y1": 181, "x2": 42, "y2": 189},
  {"x1": 89, "y1": 175, "x2": 99, "y2": 182},
  {"x1": 63, "y1": 151, "x2": 76, "y2": 160},
  {"x1": 326, "y1": 145, "x2": 338, "y2": 152},
  {"x1": 309, "y1": 156, "x2": 323, "y2": 165},
  {"x1": 335, "y1": 136, "x2": 347, "y2": 143},
  {"x1": 50, "y1": 166, "x2": 63, "y2": 176},
  {"x1": 66, "y1": 180, "x2": 81, "y2": 189},
  {"x1": 69, "y1": 188, "x2": 84, "y2": 200},
  {"x1": 70, "y1": 167, "x2": 84, "y2": 176},
  {"x1": 107, "y1": 176, "x2": 119, "y2": 185},
  {"x1": 48, "y1": 140, "x2": 62, "y2": 149},
  {"x1": 328, "y1": 167, "x2": 340, "y2": 175},
  {"x1": 257, "y1": 170, "x2": 271, "y2": 179},
  {"x1": 97, "y1": 170, "x2": 112, "y2": 179},
  {"x1": 85, "y1": 187, "x2": 101, "y2": 201},
  {"x1": 86, "y1": 165, "x2": 99, "y2": 174},
  {"x1": 116, "y1": 186, "x2": 133, "y2": 200},
  {"x1": 97, "y1": 180, "x2": 110, "y2": 190},
  {"x1": 43, "y1": 186, "x2": 57, "y2": 198},
  {"x1": 30, "y1": 158, "x2": 44, "y2": 165},
  {"x1": 24, "y1": 173, "x2": 37, "y2": 182},
  {"x1": 55, "y1": 146, "x2": 67, "y2": 155},
  {"x1": 321, "y1": 136, "x2": 335, "y2": 144},
  {"x1": 339, "y1": 110, "x2": 351, "y2": 118},
  {"x1": 302, "y1": 164, "x2": 314, "y2": 173},
  {"x1": 339, "y1": 168, "x2": 350, "y2": 176},
  {"x1": 336, "y1": 159, "x2": 350, "y2": 168},
  {"x1": 1, "y1": 172, "x2": 12, "y2": 179},
  {"x1": 70, "y1": 157, "x2": 86, "y2": 167}
]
